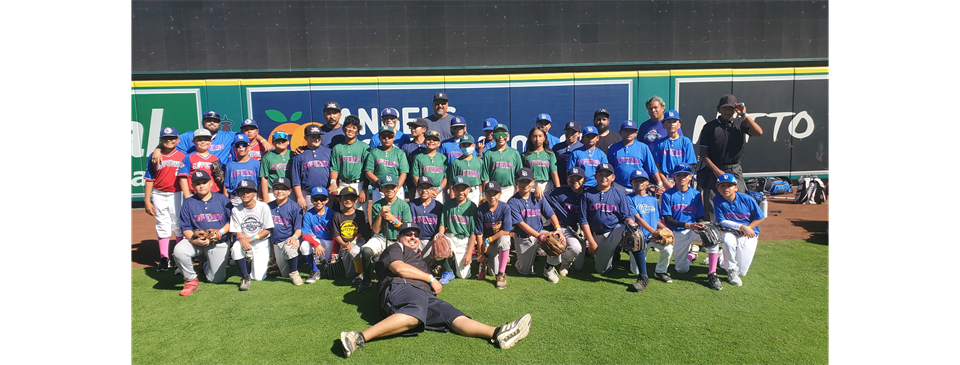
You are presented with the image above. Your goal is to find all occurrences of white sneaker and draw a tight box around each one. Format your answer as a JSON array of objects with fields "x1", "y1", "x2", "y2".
[
  {"x1": 544, "y1": 267, "x2": 559, "y2": 283},
  {"x1": 728, "y1": 269, "x2": 742, "y2": 286},
  {"x1": 496, "y1": 314, "x2": 532, "y2": 349},
  {"x1": 558, "y1": 268, "x2": 568, "y2": 277}
]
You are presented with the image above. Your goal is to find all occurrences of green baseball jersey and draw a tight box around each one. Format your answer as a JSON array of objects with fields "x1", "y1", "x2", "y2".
[
  {"x1": 259, "y1": 149, "x2": 292, "y2": 188},
  {"x1": 331, "y1": 139, "x2": 370, "y2": 181},
  {"x1": 448, "y1": 155, "x2": 483, "y2": 187},
  {"x1": 440, "y1": 198, "x2": 477, "y2": 239},
  {"x1": 480, "y1": 146, "x2": 523, "y2": 187},
  {"x1": 522, "y1": 150, "x2": 557, "y2": 182},
  {"x1": 411, "y1": 150, "x2": 448, "y2": 187},
  {"x1": 364, "y1": 146, "x2": 409, "y2": 181},
  {"x1": 371, "y1": 197, "x2": 412, "y2": 241}
]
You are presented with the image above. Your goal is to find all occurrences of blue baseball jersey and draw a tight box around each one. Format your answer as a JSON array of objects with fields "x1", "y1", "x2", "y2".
[
  {"x1": 545, "y1": 186, "x2": 581, "y2": 228},
  {"x1": 651, "y1": 136, "x2": 698, "y2": 176},
  {"x1": 290, "y1": 145, "x2": 332, "y2": 195},
  {"x1": 606, "y1": 141, "x2": 660, "y2": 187},
  {"x1": 224, "y1": 158, "x2": 261, "y2": 194},
  {"x1": 368, "y1": 131, "x2": 408, "y2": 149},
  {"x1": 567, "y1": 147, "x2": 609, "y2": 187},
  {"x1": 176, "y1": 129, "x2": 237, "y2": 163},
  {"x1": 552, "y1": 140, "x2": 583, "y2": 184},
  {"x1": 439, "y1": 138, "x2": 481, "y2": 164},
  {"x1": 409, "y1": 198, "x2": 442, "y2": 240},
  {"x1": 712, "y1": 192, "x2": 765, "y2": 235},
  {"x1": 178, "y1": 192, "x2": 232, "y2": 232},
  {"x1": 303, "y1": 206, "x2": 336, "y2": 240},
  {"x1": 637, "y1": 118, "x2": 685, "y2": 148},
  {"x1": 475, "y1": 201, "x2": 513, "y2": 236},
  {"x1": 476, "y1": 137, "x2": 497, "y2": 157},
  {"x1": 269, "y1": 198, "x2": 304, "y2": 243},
  {"x1": 545, "y1": 133, "x2": 561, "y2": 150},
  {"x1": 626, "y1": 193, "x2": 660, "y2": 239},
  {"x1": 659, "y1": 187, "x2": 704, "y2": 231},
  {"x1": 505, "y1": 195, "x2": 555, "y2": 238},
  {"x1": 579, "y1": 186, "x2": 632, "y2": 235}
]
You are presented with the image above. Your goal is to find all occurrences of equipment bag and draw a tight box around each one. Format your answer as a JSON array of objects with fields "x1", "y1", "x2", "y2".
[
  {"x1": 793, "y1": 175, "x2": 826, "y2": 204},
  {"x1": 758, "y1": 176, "x2": 792, "y2": 195}
]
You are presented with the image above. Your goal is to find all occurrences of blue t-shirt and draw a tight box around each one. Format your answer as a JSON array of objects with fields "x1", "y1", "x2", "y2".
[
  {"x1": 712, "y1": 192, "x2": 765, "y2": 235},
  {"x1": 176, "y1": 130, "x2": 237, "y2": 164},
  {"x1": 626, "y1": 193, "x2": 660, "y2": 239},
  {"x1": 269, "y1": 198, "x2": 304, "y2": 243},
  {"x1": 606, "y1": 141, "x2": 659, "y2": 188},
  {"x1": 506, "y1": 194, "x2": 555, "y2": 238},
  {"x1": 659, "y1": 187, "x2": 704, "y2": 230}
]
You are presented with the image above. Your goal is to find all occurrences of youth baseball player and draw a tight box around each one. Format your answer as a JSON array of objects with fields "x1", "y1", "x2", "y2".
[
  {"x1": 329, "y1": 116, "x2": 370, "y2": 212},
  {"x1": 567, "y1": 126, "x2": 608, "y2": 188},
  {"x1": 436, "y1": 176, "x2": 478, "y2": 281},
  {"x1": 178, "y1": 129, "x2": 223, "y2": 195},
  {"x1": 476, "y1": 118, "x2": 498, "y2": 158},
  {"x1": 301, "y1": 186, "x2": 336, "y2": 284},
  {"x1": 521, "y1": 127, "x2": 560, "y2": 200},
  {"x1": 505, "y1": 168, "x2": 567, "y2": 283},
  {"x1": 480, "y1": 123, "x2": 522, "y2": 202},
  {"x1": 239, "y1": 118, "x2": 273, "y2": 161},
  {"x1": 657, "y1": 164, "x2": 708, "y2": 284},
  {"x1": 607, "y1": 120, "x2": 662, "y2": 195},
  {"x1": 439, "y1": 116, "x2": 470, "y2": 164},
  {"x1": 330, "y1": 186, "x2": 371, "y2": 288},
  {"x1": 535, "y1": 113, "x2": 562, "y2": 149},
  {"x1": 713, "y1": 173, "x2": 766, "y2": 287},
  {"x1": 172, "y1": 170, "x2": 232, "y2": 296},
  {"x1": 551, "y1": 121, "x2": 583, "y2": 186},
  {"x1": 361, "y1": 173, "x2": 413, "y2": 291},
  {"x1": 545, "y1": 167, "x2": 587, "y2": 276},
  {"x1": 409, "y1": 176, "x2": 443, "y2": 261},
  {"x1": 367, "y1": 107, "x2": 407, "y2": 149},
  {"x1": 228, "y1": 179, "x2": 274, "y2": 291},
  {"x1": 474, "y1": 181, "x2": 514, "y2": 289},
  {"x1": 267, "y1": 177, "x2": 305, "y2": 286},
  {"x1": 410, "y1": 130, "x2": 448, "y2": 203},
  {"x1": 364, "y1": 125, "x2": 409, "y2": 204},
  {"x1": 223, "y1": 134, "x2": 261, "y2": 207},
  {"x1": 447, "y1": 134, "x2": 483, "y2": 207},
  {"x1": 143, "y1": 127, "x2": 186, "y2": 271},
  {"x1": 291, "y1": 124, "x2": 332, "y2": 211},
  {"x1": 259, "y1": 130, "x2": 292, "y2": 202},
  {"x1": 579, "y1": 163, "x2": 640, "y2": 275},
  {"x1": 624, "y1": 169, "x2": 668, "y2": 291},
  {"x1": 651, "y1": 110, "x2": 697, "y2": 190}
]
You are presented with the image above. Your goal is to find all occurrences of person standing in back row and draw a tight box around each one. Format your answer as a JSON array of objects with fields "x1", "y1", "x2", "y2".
[
  {"x1": 427, "y1": 92, "x2": 456, "y2": 141},
  {"x1": 697, "y1": 94, "x2": 763, "y2": 222}
]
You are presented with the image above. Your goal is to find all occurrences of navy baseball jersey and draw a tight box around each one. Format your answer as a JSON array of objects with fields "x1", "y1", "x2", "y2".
[
  {"x1": 546, "y1": 186, "x2": 582, "y2": 228},
  {"x1": 269, "y1": 198, "x2": 304, "y2": 243},
  {"x1": 712, "y1": 192, "x2": 765, "y2": 235},
  {"x1": 409, "y1": 198, "x2": 443, "y2": 240},
  {"x1": 659, "y1": 187, "x2": 704, "y2": 231},
  {"x1": 505, "y1": 195, "x2": 555, "y2": 238},
  {"x1": 579, "y1": 186, "x2": 632, "y2": 235},
  {"x1": 178, "y1": 192, "x2": 232, "y2": 232},
  {"x1": 475, "y1": 201, "x2": 513, "y2": 236},
  {"x1": 626, "y1": 193, "x2": 660, "y2": 238},
  {"x1": 607, "y1": 141, "x2": 659, "y2": 187},
  {"x1": 552, "y1": 140, "x2": 583, "y2": 184},
  {"x1": 224, "y1": 159, "x2": 261, "y2": 194},
  {"x1": 291, "y1": 145, "x2": 332, "y2": 195}
]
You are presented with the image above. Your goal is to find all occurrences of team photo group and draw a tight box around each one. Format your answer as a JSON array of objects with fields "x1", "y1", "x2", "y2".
[{"x1": 141, "y1": 91, "x2": 766, "y2": 356}]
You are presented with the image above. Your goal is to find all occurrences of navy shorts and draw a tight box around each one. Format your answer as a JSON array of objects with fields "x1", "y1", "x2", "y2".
[{"x1": 381, "y1": 283, "x2": 467, "y2": 334}]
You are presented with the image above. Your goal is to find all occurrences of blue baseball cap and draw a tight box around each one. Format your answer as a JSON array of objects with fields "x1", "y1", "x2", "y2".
[
  {"x1": 240, "y1": 119, "x2": 258, "y2": 129},
  {"x1": 451, "y1": 116, "x2": 467, "y2": 127},
  {"x1": 662, "y1": 110, "x2": 681, "y2": 122},
  {"x1": 272, "y1": 131, "x2": 290, "y2": 140},
  {"x1": 380, "y1": 107, "x2": 399, "y2": 118},
  {"x1": 233, "y1": 133, "x2": 250, "y2": 146},
  {"x1": 483, "y1": 118, "x2": 498, "y2": 131},
  {"x1": 717, "y1": 173, "x2": 738, "y2": 185},
  {"x1": 310, "y1": 186, "x2": 329, "y2": 197},
  {"x1": 671, "y1": 163, "x2": 693, "y2": 175},
  {"x1": 536, "y1": 113, "x2": 552, "y2": 123},
  {"x1": 160, "y1": 126, "x2": 179, "y2": 137},
  {"x1": 581, "y1": 126, "x2": 599, "y2": 136},
  {"x1": 629, "y1": 169, "x2": 649, "y2": 182},
  {"x1": 236, "y1": 179, "x2": 258, "y2": 192},
  {"x1": 620, "y1": 120, "x2": 638, "y2": 130},
  {"x1": 202, "y1": 111, "x2": 221, "y2": 121},
  {"x1": 272, "y1": 177, "x2": 292, "y2": 189}
]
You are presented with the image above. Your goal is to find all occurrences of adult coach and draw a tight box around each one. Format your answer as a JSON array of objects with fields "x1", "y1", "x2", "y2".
[
  {"x1": 697, "y1": 94, "x2": 763, "y2": 222},
  {"x1": 339, "y1": 222, "x2": 532, "y2": 358},
  {"x1": 592, "y1": 108, "x2": 621, "y2": 153},
  {"x1": 637, "y1": 95, "x2": 685, "y2": 148},
  {"x1": 319, "y1": 101, "x2": 346, "y2": 148},
  {"x1": 426, "y1": 92, "x2": 456, "y2": 141}
]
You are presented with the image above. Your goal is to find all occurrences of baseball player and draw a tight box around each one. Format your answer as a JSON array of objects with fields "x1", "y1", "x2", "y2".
[
  {"x1": 474, "y1": 181, "x2": 514, "y2": 289},
  {"x1": 411, "y1": 130, "x2": 448, "y2": 204},
  {"x1": 436, "y1": 176, "x2": 478, "y2": 282},
  {"x1": 223, "y1": 134, "x2": 262, "y2": 207},
  {"x1": 143, "y1": 126, "x2": 186, "y2": 271},
  {"x1": 330, "y1": 186, "x2": 371, "y2": 288},
  {"x1": 579, "y1": 163, "x2": 640, "y2": 275},
  {"x1": 329, "y1": 116, "x2": 370, "y2": 212},
  {"x1": 566, "y1": 126, "x2": 608, "y2": 188},
  {"x1": 447, "y1": 134, "x2": 483, "y2": 207},
  {"x1": 651, "y1": 110, "x2": 698, "y2": 190},
  {"x1": 291, "y1": 124, "x2": 333, "y2": 211},
  {"x1": 267, "y1": 177, "x2": 306, "y2": 286},
  {"x1": 239, "y1": 118, "x2": 273, "y2": 161},
  {"x1": 172, "y1": 170, "x2": 232, "y2": 296},
  {"x1": 361, "y1": 173, "x2": 413, "y2": 291},
  {"x1": 178, "y1": 129, "x2": 223, "y2": 195},
  {"x1": 339, "y1": 222, "x2": 532, "y2": 358},
  {"x1": 624, "y1": 169, "x2": 668, "y2": 291},
  {"x1": 521, "y1": 127, "x2": 560, "y2": 200},
  {"x1": 505, "y1": 168, "x2": 567, "y2": 283},
  {"x1": 409, "y1": 176, "x2": 443, "y2": 261},
  {"x1": 439, "y1": 116, "x2": 470, "y2": 164},
  {"x1": 228, "y1": 179, "x2": 274, "y2": 291},
  {"x1": 400, "y1": 118, "x2": 429, "y2": 201},
  {"x1": 364, "y1": 125, "x2": 409, "y2": 204},
  {"x1": 545, "y1": 167, "x2": 587, "y2": 276},
  {"x1": 551, "y1": 121, "x2": 583, "y2": 186},
  {"x1": 475, "y1": 118, "x2": 498, "y2": 158},
  {"x1": 480, "y1": 123, "x2": 522, "y2": 202},
  {"x1": 607, "y1": 120, "x2": 662, "y2": 195},
  {"x1": 659, "y1": 163, "x2": 708, "y2": 284},
  {"x1": 713, "y1": 173, "x2": 766, "y2": 287},
  {"x1": 259, "y1": 130, "x2": 292, "y2": 202},
  {"x1": 368, "y1": 107, "x2": 407, "y2": 149},
  {"x1": 426, "y1": 92, "x2": 456, "y2": 141},
  {"x1": 535, "y1": 113, "x2": 562, "y2": 149},
  {"x1": 301, "y1": 186, "x2": 336, "y2": 284}
]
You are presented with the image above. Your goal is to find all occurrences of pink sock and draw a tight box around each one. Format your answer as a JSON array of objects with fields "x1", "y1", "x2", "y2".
[
  {"x1": 498, "y1": 250, "x2": 509, "y2": 274},
  {"x1": 158, "y1": 238, "x2": 170, "y2": 258},
  {"x1": 172, "y1": 236, "x2": 183, "y2": 257},
  {"x1": 707, "y1": 253, "x2": 719, "y2": 274}
]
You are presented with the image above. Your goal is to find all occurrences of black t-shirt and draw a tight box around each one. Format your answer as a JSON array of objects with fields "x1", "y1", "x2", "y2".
[
  {"x1": 697, "y1": 117, "x2": 752, "y2": 166},
  {"x1": 331, "y1": 210, "x2": 371, "y2": 242},
  {"x1": 595, "y1": 132, "x2": 622, "y2": 153},
  {"x1": 376, "y1": 242, "x2": 433, "y2": 298}
]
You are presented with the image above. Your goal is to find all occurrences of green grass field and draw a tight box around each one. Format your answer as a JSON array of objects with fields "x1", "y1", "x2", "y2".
[{"x1": 132, "y1": 239, "x2": 827, "y2": 364}]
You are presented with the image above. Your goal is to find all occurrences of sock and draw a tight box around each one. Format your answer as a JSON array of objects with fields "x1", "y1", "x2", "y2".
[
  {"x1": 708, "y1": 253, "x2": 719, "y2": 274},
  {"x1": 632, "y1": 250, "x2": 647, "y2": 276},
  {"x1": 306, "y1": 253, "x2": 318, "y2": 272},
  {"x1": 173, "y1": 236, "x2": 183, "y2": 257},
  {"x1": 330, "y1": 241, "x2": 341, "y2": 260},
  {"x1": 157, "y1": 238, "x2": 170, "y2": 258},
  {"x1": 438, "y1": 258, "x2": 452, "y2": 273},
  {"x1": 353, "y1": 258, "x2": 363, "y2": 275},
  {"x1": 287, "y1": 257, "x2": 298, "y2": 273},
  {"x1": 361, "y1": 247, "x2": 376, "y2": 283},
  {"x1": 498, "y1": 250, "x2": 509, "y2": 274},
  {"x1": 237, "y1": 258, "x2": 249, "y2": 277}
]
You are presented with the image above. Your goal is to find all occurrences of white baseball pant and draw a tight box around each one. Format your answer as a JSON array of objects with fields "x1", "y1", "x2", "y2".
[
  {"x1": 231, "y1": 237, "x2": 271, "y2": 281},
  {"x1": 442, "y1": 233, "x2": 472, "y2": 279},
  {"x1": 721, "y1": 232, "x2": 759, "y2": 276},
  {"x1": 668, "y1": 229, "x2": 702, "y2": 274},
  {"x1": 547, "y1": 227, "x2": 582, "y2": 269},
  {"x1": 151, "y1": 190, "x2": 183, "y2": 238}
]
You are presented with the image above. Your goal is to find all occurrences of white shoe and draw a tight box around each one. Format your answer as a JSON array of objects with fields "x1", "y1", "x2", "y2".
[
  {"x1": 544, "y1": 267, "x2": 559, "y2": 283},
  {"x1": 728, "y1": 269, "x2": 742, "y2": 286},
  {"x1": 496, "y1": 314, "x2": 532, "y2": 349}
]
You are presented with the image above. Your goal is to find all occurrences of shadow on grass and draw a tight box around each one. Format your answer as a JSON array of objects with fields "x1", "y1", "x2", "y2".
[{"x1": 792, "y1": 219, "x2": 828, "y2": 246}]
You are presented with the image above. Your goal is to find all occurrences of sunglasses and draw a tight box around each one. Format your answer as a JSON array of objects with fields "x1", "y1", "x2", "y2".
[
  {"x1": 494, "y1": 132, "x2": 508, "y2": 140},
  {"x1": 311, "y1": 196, "x2": 328, "y2": 202},
  {"x1": 235, "y1": 143, "x2": 249, "y2": 148},
  {"x1": 400, "y1": 231, "x2": 418, "y2": 238},
  {"x1": 433, "y1": 101, "x2": 448, "y2": 105}
]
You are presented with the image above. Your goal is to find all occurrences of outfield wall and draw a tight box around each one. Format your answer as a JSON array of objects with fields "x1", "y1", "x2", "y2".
[{"x1": 131, "y1": 67, "x2": 828, "y2": 200}]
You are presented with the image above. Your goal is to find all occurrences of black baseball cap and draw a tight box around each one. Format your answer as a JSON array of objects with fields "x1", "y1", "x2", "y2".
[
  {"x1": 408, "y1": 117, "x2": 429, "y2": 129},
  {"x1": 304, "y1": 124, "x2": 323, "y2": 136},
  {"x1": 191, "y1": 170, "x2": 211, "y2": 183},
  {"x1": 483, "y1": 180, "x2": 501, "y2": 193},
  {"x1": 718, "y1": 94, "x2": 739, "y2": 108},
  {"x1": 515, "y1": 167, "x2": 534, "y2": 181},
  {"x1": 596, "y1": 163, "x2": 615, "y2": 174},
  {"x1": 567, "y1": 167, "x2": 586, "y2": 178},
  {"x1": 433, "y1": 92, "x2": 448, "y2": 101},
  {"x1": 323, "y1": 101, "x2": 341, "y2": 111},
  {"x1": 564, "y1": 121, "x2": 581, "y2": 131},
  {"x1": 594, "y1": 108, "x2": 610, "y2": 118},
  {"x1": 417, "y1": 176, "x2": 435, "y2": 187},
  {"x1": 272, "y1": 177, "x2": 292, "y2": 190},
  {"x1": 398, "y1": 222, "x2": 420, "y2": 236}
]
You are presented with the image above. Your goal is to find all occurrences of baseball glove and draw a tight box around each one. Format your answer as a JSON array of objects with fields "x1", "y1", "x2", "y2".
[
  {"x1": 698, "y1": 223, "x2": 723, "y2": 249},
  {"x1": 649, "y1": 228, "x2": 675, "y2": 245},
  {"x1": 539, "y1": 233, "x2": 566, "y2": 257},
  {"x1": 622, "y1": 224, "x2": 646, "y2": 252},
  {"x1": 432, "y1": 233, "x2": 453, "y2": 259},
  {"x1": 209, "y1": 160, "x2": 225, "y2": 184},
  {"x1": 205, "y1": 229, "x2": 222, "y2": 242},
  {"x1": 192, "y1": 229, "x2": 209, "y2": 243},
  {"x1": 491, "y1": 221, "x2": 502, "y2": 234}
]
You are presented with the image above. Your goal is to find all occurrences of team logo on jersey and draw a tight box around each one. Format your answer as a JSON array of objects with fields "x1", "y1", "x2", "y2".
[
  {"x1": 241, "y1": 216, "x2": 263, "y2": 235},
  {"x1": 340, "y1": 220, "x2": 358, "y2": 240}
]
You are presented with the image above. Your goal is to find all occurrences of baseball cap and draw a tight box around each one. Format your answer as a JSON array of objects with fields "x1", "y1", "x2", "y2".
[
  {"x1": 596, "y1": 163, "x2": 615, "y2": 174},
  {"x1": 433, "y1": 92, "x2": 449, "y2": 101},
  {"x1": 202, "y1": 111, "x2": 221, "y2": 121},
  {"x1": 453, "y1": 176, "x2": 470, "y2": 187},
  {"x1": 272, "y1": 177, "x2": 292, "y2": 190},
  {"x1": 567, "y1": 166, "x2": 586, "y2": 178},
  {"x1": 193, "y1": 129, "x2": 212, "y2": 139},
  {"x1": 662, "y1": 109, "x2": 681, "y2": 122},
  {"x1": 515, "y1": 168, "x2": 534, "y2": 181},
  {"x1": 564, "y1": 121, "x2": 581, "y2": 131},
  {"x1": 398, "y1": 222, "x2": 421, "y2": 236},
  {"x1": 483, "y1": 180, "x2": 502, "y2": 192},
  {"x1": 459, "y1": 134, "x2": 476, "y2": 145},
  {"x1": 339, "y1": 186, "x2": 359, "y2": 197},
  {"x1": 717, "y1": 173, "x2": 738, "y2": 185},
  {"x1": 717, "y1": 94, "x2": 739, "y2": 108},
  {"x1": 407, "y1": 117, "x2": 429, "y2": 129},
  {"x1": 323, "y1": 101, "x2": 341, "y2": 111},
  {"x1": 536, "y1": 113, "x2": 552, "y2": 123},
  {"x1": 304, "y1": 124, "x2": 323, "y2": 136},
  {"x1": 620, "y1": 120, "x2": 638, "y2": 130},
  {"x1": 380, "y1": 174, "x2": 399, "y2": 187},
  {"x1": 380, "y1": 107, "x2": 400, "y2": 118},
  {"x1": 160, "y1": 126, "x2": 179, "y2": 137},
  {"x1": 594, "y1": 108, "x2": 610, "y2": 118},
  {"x1": 581, "y1": 126, "x2": 599, "y2": 136},
  {"x1": 233, "y1": 133, "x2": 251, "y2": 146},
  {"x1": 671, "y1": 163, "x2": 693, "y2": 176},
  {"x1": 310, "y1": 186, "x2": 329, "y2": 197},
  {"x1": 272, "y1": 131, "x2": 291, "y2": 140},
  {"x1": 240, "y1": 119, "x2": 259, "y2": 129},
  {"x1": 424, "y1": 130, "x2": 441, "y2": 140},
  {"x1": 236, "y1": 179, "x2": 258, "y2": 192},
  {"x1": 494, "y1": 123, "x2": 509, "y2": 132},
  {"x1": 451, "y1": 116, "x2": 467, "y2": 127},
  {"x1": 417, "y1": 176, "x2": 435, "y2": 187},
  {"x1": 191, "y1": 170, "x2": 211, "y2": 183},
  {"x1": 380, "y1": 125, "x2": 396, "y2": 134},
  {"x1": 483, "y1": 118, "x2": 498, "y2": 131},
  {"x1": 343, "y1": 115, "x2": 361, "y2": 129},
  {"x1": 629, "y1": 169, "x2": 649, "y2": 183}
]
